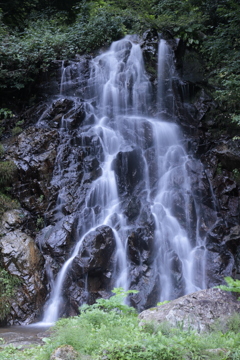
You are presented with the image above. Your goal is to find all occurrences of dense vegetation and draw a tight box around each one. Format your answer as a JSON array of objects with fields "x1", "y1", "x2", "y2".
[
  {"x1": 0, "y1": 288, "x2": 240, "y2": 360},
  {"x1": 0, "y1": 0, "x2": 239, "y2": 126}
]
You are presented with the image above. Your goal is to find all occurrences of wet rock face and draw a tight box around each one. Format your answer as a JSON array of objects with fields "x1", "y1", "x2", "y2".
[
  {"x1": 41, "y1": 98, "x2": 86, "y2": 130},
  {"x1": 36, "y1": 215, "x2": 77, "y2": 266},
  {"x1": 141, "y1": 29, "x2": 159, "y2": 81},
  {"x1": 76, "y1": 225, "x2": 115, "y2": 272},
  {"x1": 170, "y1": 38, "x2": 240, "y2": 287},
  {"x1": 7, "y1": 126, "x2": 59, "y2": 217},
  {"x1": 0, "y1": 210, "x2": 46, "y2": 324},
  {"x1": 61, "y1": 225, "x2": 116, "y2": 316},
  {"x1": 197, "y1": 143, "x2": 240, "y2": 285},
  {"x1": 113, "y1": 148, "x2": 145, "y2": 195},
  {"x1": 2, "y1": 31, "x2": 240, "y2": 325},
  {"x1": 139, "y1": 288, "x2": 240, "y2": 333}
]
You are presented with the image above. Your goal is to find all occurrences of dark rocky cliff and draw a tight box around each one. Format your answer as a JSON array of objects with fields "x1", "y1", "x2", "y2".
[{"x1": 0, "y1": 30, "x2": 239, "y2": 325}]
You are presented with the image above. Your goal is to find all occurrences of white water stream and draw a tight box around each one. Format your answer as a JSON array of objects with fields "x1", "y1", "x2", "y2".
[{"x1": 39, "y1": 36, "x2": 206, "y2": 325}]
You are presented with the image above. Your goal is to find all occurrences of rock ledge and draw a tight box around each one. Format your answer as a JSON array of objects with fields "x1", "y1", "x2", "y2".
[{"x1": 139, "y1": 288, "x2": 240, "y2": 332}]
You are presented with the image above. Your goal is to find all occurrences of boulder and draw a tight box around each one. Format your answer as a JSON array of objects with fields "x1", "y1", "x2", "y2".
[
  {"x1": 50, "y1": 345, "x2": 79, "y2": 360},
  {"x1": 139, "y1": 288, "x2": 240, "y2": 332},
  {"x1": 0, "y1": 209, "x2": 28, "y2": 233},
  {"x1": 36, "y1": 215, "x2": 76, "y2": 263},
  {"x1": 72, "y1": 225, "x2": 115, "y2": 280}
]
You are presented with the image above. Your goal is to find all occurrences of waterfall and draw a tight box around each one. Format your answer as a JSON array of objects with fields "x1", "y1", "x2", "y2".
[
  {"x1": 157, "y1": 39, "x2": 174, "y2": 115},
  {"x1": 39, "y1": 36, "x2": 206, "y2": 325}
]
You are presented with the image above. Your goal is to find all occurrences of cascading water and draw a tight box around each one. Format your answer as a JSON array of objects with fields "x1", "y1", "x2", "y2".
[
  {"x1": 40, "y1": 36, "x2": 206, "y2": 325},
  {"x1": 157, "y1": 39, "x2": 174, "y2": 116}
]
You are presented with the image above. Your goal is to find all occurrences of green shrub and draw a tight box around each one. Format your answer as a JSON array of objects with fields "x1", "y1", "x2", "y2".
[
  {"x1": 0, "y1": 160, "x2": 17, "y2": 186},
  {"x1": 217, "y1": 277, "x2": 240, "y2": 299},
  {"x1": 0, "y1": 193, "x2": 19, "y2": 217},
  {"x1": 0, "y1": 269, "x2": 20, "y2": 320},
  {"x1": 11, "y1": 126, "x2": 22, "y2": 136},
  {"x1": 0, "y1": 143, "x2": 4, "y2": 157},
  {"x1": 0, "y1": 108, "x2": 14, "y2": 119},
  {"x1": 0, "y1": 160, "x2": 18, "y2": 216}
]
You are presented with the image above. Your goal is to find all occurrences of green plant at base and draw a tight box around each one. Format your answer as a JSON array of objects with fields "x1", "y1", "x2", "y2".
[
  {"x1": 157, "y1": 300, "x2": 170, "y2": 306},
  {"x1": 1, "y1": 286, "x2": 240, "y2": 359},
  {"x1": 0, "y1": 269, "x2": 20, "y2": 320},
  {"x1": 80, "y1": 287, "x2": 138, "y2": 315},
  {"x1": 216, "y1": 277, "x2": 240, "y2": 299}
]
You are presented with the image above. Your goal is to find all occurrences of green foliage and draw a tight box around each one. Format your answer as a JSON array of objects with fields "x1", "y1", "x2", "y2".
[
  {"x1": 0, "y1": 160, "x2": 19, "y2": 216},
  {"x1": 0, "y1": 108, "x2": 14, "y2": 120},
  {"x1": 232, "y1": 115, "x2": 240, "y2": 126},
  {"x1": 1, "y1": 287, "x2": 240, "y2": 359},
  {"x1": 0, "y1": 193, "x2": 19, "y2": 217},
  {"x1": 209, "y1": 312, "x2": 240, "y2": 335},
  {"x1": 200, "y1": 1, "x2": 240, "y2": 123},
  {"x1": 232, "y1": 169, "x2": 240, "y2": 184},
  {"x1": 0, "y1": 269, "x2": 20, "y2": 320},
  {"x1": 36, "y1": 216, "x2": 44, "y2": 230},
  {"x1": 66, "y1": 6, "x2": 125, "y2": 54},
  {"x1": 0, "y1": 5, "x2": 126, "y2": 92},
  {"x1": 0, "y1": 0, "x2": 239, "y2": 119},
  {"x1": 217, "y1": 277, "x2": 240, "y2": 299},
  {"x1": 0, "y1": 161, "x2": 17, "y2": 186},
  {"x1": 0, "y1": 0, "x2": 79, "y2": 29},
  {"x1": 11, "y1": 127, "x2": 22, "y2": 136},
  {"x1": 151, "y1": 0, "x2": 206, "y2": 47},
  {"x1": 157, "y1": 300, "x2": 170, "y2": 306},
  {"x1": 0, "y1": 144, "x2": 4, "y2": 157},
  {"x1": 81, "y1": 287, "x2": 138, "y2": 315},
  {"x1": 226, "y1": 313, "x2": 240, "y2": 333}
]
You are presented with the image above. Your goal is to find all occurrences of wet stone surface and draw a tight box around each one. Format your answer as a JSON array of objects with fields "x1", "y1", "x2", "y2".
[{"x1": 0, "y1": 326, "x2": 51, "y2": 349}]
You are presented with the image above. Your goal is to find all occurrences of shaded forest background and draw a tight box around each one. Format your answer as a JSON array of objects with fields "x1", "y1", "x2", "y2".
[{"x1": 0, "y1": 0, "x2": 239, "y2": 124}]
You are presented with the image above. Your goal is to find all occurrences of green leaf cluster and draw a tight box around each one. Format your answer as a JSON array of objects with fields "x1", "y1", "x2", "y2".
[
  {"x1": 0, "y1": 2, "x2": 127, "y2": 93},
  {"x1": 200, "y1": 1, "x2": 240, "y2": 124},
  {"x1": 80, "y1": 287, "x2": 138, "y2": 315},
  {"x1": 217, "y1": 277, "x2": 240, "y2": 298},
  {"x1": 0, "y1": 269, "x2": 20, "y2": 321},
  {"x1": 0, "y1": 152, "x2": 19, "y2": 216},
  {"x1": 0, "y1": 160, "x2": 17, "y2": 186}
]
